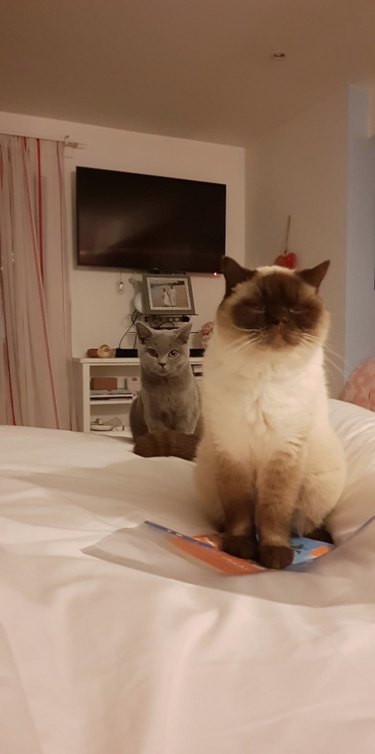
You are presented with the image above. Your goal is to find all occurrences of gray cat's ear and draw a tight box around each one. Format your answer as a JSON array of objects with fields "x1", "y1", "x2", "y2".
[
  {"x1": 221, "y1": 256, "x2": 256, "y2": 298},
  {"x1": 298, "y1": 260, "x2": 330, "y2": 291},
  {"x1": 136, "y1": 321, "x2": 153, "y2": 343},
  {"x1": 175, "y1": 322, "x2": 192, "y2": 344}
]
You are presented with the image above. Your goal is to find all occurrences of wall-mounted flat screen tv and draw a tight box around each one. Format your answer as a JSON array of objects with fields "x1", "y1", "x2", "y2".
[{"x1": 76, "y1": 166, "x2": 226, "y2": 274}]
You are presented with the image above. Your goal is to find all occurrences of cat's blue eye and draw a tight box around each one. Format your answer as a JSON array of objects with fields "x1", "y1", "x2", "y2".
[
  {"x1": 168, "y1": 349, "x2": 179, "y2": 358},
  {"x1": 147, "y1": 348, "x2": 158, "y2": 357}
]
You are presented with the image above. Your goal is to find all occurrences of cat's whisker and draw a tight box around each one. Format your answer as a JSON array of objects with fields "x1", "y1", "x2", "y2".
[
  {"x1": 299, "y1": 334, "x2": 346, "y2": 379},
  {"x1": 233, "y1": 325, "x2": 259, "y2": 335},
  {"x1": 221, "y1": 338, "x2": 247, "y2": 354},
  {"x1": 302, "y1": 332, "x2": 319, "y2": 343},
  {"x1": 324, "y1": 341, "x2": 344, "y2": 358},
  {"x1": 322, "y1": 353, "x2": 345, "y2": 379},
  {"x1": 238, "y1": 342, "x2": 257, "y2": 356},
  {"x1": 228, "y1": 340, "x2": 258, "y2": 354},
  {"x1": 323, "y1": 348, "x2": 345, "y2": 369},
  {"x1": 228, "y1": 340, "x2": 255, "y2": 356},
  {"x1": 323, "y1": 341, "x2": 354, "y2": 376},
  {"x1": 222, "y1": 333, "x2": 258, "y2": 356},
  {"x1": 301, "y1": 334, "x2": 318, "y2": 345},
  {"x1": 300, "y1": 334, "x2": 320, "y2": 352},
  {"x1": 228, "y1": 340, "x2": 256, "y2": 357}
]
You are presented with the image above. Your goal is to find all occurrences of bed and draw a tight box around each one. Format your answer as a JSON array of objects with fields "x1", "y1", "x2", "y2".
[{"x1": 1, "y1": 398, "x2": 375, "y2": 754}]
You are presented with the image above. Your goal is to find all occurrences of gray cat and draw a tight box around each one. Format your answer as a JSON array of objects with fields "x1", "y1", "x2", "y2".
[{"x1": 130, "y1": 322, "x2": 201, "y2": 447}]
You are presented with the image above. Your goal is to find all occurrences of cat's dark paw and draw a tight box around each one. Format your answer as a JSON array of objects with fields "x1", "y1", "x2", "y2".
[
  {"x1": 133, "y1": 435, "x2": 155, "y2": 457},
  {"x1": 307, "y1": 527, "x2": 334, "y2": 544},
  {"x1": 222, "y1": 535, "x2": 257, "y2": 560},
  {"x1": 258, "y1": 544, "x2": 293, "y2": 570}
]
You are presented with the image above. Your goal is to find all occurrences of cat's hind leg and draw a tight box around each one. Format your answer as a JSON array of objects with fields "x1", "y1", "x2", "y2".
[{"x1": 292, "y1": 437, "x2": 346, "y2": 538}]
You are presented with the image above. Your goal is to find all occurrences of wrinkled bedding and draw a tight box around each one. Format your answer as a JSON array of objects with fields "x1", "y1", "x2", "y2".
[{"x1": 1, "y1": 399, "x2": 375, "y2": 754}]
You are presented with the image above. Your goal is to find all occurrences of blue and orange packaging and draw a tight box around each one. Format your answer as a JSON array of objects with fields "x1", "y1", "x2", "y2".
[{"x1": 144, "y1": 520, "x2": 333, "y2": 575}]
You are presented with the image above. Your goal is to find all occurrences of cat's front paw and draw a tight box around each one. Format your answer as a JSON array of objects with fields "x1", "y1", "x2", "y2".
[
  {"x1": 222, "y1": 534, "x2": 257, "y2": 560},
  {"x1": 133, "y1": 435, "x2": 155, "y2": 457},
  {"x1": 258, "y1": 544, "x2": 293, "y2": 570}
]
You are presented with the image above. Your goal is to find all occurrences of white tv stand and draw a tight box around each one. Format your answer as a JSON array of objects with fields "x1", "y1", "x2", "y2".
[{"x1": 73, "y1": 356, "x2": 203, "y2": 436}]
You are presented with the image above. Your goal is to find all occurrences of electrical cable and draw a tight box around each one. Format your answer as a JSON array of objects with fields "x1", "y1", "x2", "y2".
[{"x1": 118, "y1": 310, "x2": 139, "y2": 348}]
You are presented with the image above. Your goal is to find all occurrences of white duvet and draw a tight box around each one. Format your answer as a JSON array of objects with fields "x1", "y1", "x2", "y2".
[{"x1": 1, "y1": 399, "x2": 375, "y2": 754}]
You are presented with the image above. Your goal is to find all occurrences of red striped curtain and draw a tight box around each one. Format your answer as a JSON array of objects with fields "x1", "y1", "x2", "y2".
[{"x1": 0, "y1": 135, "x2": 76, "y2": 429}]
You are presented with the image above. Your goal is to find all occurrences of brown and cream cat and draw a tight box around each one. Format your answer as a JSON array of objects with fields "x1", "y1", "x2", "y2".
[{"x1": 195, "y1": 256, "x2": 346, "y2": 569}]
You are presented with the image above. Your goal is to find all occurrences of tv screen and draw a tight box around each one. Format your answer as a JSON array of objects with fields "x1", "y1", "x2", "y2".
[{"x1": 76, "y1": 167, "x2": 226, "y2": 273}]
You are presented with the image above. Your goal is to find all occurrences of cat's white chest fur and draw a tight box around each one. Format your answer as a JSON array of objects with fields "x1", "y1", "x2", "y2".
[{"x1": 202, "y1": 336, "x2": 323, "y2": 464}]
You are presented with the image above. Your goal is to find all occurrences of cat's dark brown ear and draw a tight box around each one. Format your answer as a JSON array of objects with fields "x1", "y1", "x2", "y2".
[
  {"x1": 136, "y1": 321, "x2": 153, "y2": 343},
  {"x1": 298, "y1": 260, "x2": 330, "y2": 291},
  {"x1": 221, "y1": 256, "x2": 255, "y2": 298}
]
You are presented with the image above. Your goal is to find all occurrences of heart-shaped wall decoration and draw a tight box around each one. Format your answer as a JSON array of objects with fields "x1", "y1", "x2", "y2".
[
  {"x1": 273, "y1": 216, "x2": 297, "y2": 269},
  {"x1": 274, "y1": 251, "x2": 297, "y2": 269}
]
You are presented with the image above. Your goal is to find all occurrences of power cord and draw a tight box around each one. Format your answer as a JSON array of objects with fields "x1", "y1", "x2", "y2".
[{"x1": 118, "y1": 310, "x2": 139, "y2": 348}]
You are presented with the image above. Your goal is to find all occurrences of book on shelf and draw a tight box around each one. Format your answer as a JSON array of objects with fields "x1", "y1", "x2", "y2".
[{"x1": 90, "y1": 389, "x2": 134, "y2": 400}]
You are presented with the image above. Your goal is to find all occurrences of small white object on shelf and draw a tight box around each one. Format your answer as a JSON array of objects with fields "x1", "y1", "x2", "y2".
[{"x1": 91, "y1": 422, "x2": 114, "y2": 432}]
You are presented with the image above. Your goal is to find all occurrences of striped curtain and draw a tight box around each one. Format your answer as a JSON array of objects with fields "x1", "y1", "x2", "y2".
[{"x1": 0, "y1": 135, "x2": 76, "y2": 429}]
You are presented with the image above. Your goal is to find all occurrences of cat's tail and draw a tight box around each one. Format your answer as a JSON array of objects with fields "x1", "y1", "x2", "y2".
[{"x1": 133, "y1": 430, "x2": 200, "y2": 461}]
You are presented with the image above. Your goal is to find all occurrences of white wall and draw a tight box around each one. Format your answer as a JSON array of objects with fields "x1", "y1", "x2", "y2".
[
  {"x1": 246, "y1": 89, "x2": 349, "y2": 396},
  {"x1": 345, "y1": 86, "x2": 375, "y2": 376},
  {"x1": 0, "y1": 111, "x2": 245, "y2": 356}
]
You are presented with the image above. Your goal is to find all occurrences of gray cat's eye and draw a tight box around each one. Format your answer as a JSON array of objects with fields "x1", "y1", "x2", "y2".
[
  {"x1": 147, "y1": 348, "x2": 158, "y2": 357},
  {"x1": 169, "y1": 350, "x2": 179, "y2": 358}
]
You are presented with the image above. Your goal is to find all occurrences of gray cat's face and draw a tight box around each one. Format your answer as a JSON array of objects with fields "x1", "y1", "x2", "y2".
[{"x1": 136, "y1": 322, "x2": 191, "y2": 377}]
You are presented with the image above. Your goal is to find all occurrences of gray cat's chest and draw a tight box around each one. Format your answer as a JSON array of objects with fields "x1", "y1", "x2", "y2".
[
  {"x1": 141, "y1": 373, "x2": 199, "y2": 432},
  {"x1": 146, "y1": 380, "x2": 194, "y2": 417},
  {"x1": 160, "y1": 406, "x2": 178, "y2": 426}
]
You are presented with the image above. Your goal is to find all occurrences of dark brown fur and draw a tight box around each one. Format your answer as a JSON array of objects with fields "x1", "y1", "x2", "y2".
[
  {"x1": 218, "y1": 257, "x2": 330, "y2": 352},
  {"x1": 133, "y1": 430, "x2": 200, "y2": 461},
  {"x1": 232, "y1": 272, "x2": 324, "y2": 347}
]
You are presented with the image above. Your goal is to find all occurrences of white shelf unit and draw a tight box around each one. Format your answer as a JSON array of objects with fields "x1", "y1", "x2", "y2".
[{"x1": 73, "y1": 356, "x2": 203, "y2": 435}]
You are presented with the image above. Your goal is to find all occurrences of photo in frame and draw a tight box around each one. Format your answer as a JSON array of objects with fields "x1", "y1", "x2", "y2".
[{"x1": 142, "y1": 274, "x2": 196, "y2": 316}]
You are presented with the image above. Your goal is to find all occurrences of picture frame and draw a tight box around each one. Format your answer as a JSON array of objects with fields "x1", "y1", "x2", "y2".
[{"x1": 141, "y1": 274, "x2": 196, "y2": 316}]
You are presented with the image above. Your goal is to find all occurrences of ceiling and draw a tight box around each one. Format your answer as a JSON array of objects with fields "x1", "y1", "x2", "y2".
[{"x1": 2, "y1": 0, "x2": 375, "y2": 146}]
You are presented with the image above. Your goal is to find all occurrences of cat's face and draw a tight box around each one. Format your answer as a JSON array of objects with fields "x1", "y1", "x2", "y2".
[
  {"x1": 217, "y1": 258, "x2": 330, "y2": 351},
  {"x1": 136, "y1": 322, "x2": 191, "y2": 377}
]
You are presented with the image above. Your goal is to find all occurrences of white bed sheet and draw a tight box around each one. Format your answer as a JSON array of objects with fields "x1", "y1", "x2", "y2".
[{"x1": 1, "y1": 400, "x2": 375, "y2": 754}]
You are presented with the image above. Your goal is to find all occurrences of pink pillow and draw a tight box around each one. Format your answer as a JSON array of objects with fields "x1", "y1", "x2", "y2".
[{"x1": 339, "y1": 357, "x2": 375, "y2": 412}]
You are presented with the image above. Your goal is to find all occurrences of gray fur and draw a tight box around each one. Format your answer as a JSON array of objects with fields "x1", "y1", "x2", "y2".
[{"x1": 130, "y1": 322, "x2": 201, "y2": 440}]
